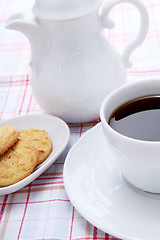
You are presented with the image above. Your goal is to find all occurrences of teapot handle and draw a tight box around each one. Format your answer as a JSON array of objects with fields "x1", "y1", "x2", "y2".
[{"x1": 100, "y1": 0, "x2": 149, "y2": 68}]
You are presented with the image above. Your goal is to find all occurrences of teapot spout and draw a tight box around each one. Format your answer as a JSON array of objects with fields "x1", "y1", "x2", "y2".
[{"x1": 5, "y1": 13, "x2": 47, "y2": 59}]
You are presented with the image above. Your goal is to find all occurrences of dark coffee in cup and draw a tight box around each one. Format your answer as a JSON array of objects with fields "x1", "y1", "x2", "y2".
[{"x1": 109, "y1": 95, "x2": 160, "y2": 141}]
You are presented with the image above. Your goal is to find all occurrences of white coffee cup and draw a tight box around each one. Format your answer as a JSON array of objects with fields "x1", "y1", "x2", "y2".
[{"x1": 100, "y1": 79, "x2": 160, "y2": 193}]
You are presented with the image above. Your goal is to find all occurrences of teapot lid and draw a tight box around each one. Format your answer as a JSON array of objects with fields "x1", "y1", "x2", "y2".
[{"x1": 33, "y1": 0, "x2": 102, "y2": 21}]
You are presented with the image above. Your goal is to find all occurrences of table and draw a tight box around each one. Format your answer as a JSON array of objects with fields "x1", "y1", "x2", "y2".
[{"x1": 0, "y1": 0, "x2": 160, "y2": 239}]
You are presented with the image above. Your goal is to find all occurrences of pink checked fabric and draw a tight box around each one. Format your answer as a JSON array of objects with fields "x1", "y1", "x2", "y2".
[{"x1": 0, "y1": 0, "x2": 160, "y2": 239}]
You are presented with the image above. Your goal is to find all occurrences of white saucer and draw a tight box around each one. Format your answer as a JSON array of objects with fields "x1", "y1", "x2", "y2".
[
  {"x1": 0, "y1": 114, "x2": 70, "y2": 195},
  {"x1": 63, "y1": 123, "x2": 160, "y2": 240}
]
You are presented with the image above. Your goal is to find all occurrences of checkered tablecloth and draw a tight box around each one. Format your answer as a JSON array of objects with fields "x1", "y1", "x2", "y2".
[{"x1": 0, "y1": 0, "x2": 160, "y2": 239}]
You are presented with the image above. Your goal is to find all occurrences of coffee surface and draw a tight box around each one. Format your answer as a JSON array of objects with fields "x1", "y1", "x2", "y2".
[{"x1": 109, "y1": 95, "x2": 160, "y2": 141}]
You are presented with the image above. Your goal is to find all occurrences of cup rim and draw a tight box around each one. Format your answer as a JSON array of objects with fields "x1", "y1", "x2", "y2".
[{"x1": 100, "y1": 79, "x2": 160, "y2": 145}]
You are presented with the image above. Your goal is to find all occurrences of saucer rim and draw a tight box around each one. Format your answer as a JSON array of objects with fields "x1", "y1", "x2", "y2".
[{"x1": 63, "y1": 123, "x2": 131, "y2": 240}]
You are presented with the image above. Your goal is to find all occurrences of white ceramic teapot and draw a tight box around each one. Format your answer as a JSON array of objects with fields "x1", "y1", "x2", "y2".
[{"x1": 6, "y1": 0, "x2": 149, "y2": 123}]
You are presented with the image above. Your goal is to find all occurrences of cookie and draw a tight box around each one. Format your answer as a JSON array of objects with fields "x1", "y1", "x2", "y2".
[
  {"x1": 0, "y1": 139, "x2": 38, "y2": 187},
  {"x1": 0, "y1": 125, "x2": 20, "y2": 155},
  {"x1": 19, "y1": 129, "x2": 52, "y2": 165}
]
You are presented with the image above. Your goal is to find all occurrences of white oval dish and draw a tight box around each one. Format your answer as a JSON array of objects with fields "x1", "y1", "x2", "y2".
[{"x1": 0, "y1": 114, "x2": 70, "y2": 195}]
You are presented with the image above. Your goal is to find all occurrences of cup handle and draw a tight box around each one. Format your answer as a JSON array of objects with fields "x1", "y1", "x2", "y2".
[{"x1": 100, "y1": 0, "x2": 149, "y2": 68}]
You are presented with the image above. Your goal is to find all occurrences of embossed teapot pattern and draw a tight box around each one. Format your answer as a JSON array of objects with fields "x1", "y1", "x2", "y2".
[{"x1": 6, "y1": 0, "x2": 149, "y2": 123}]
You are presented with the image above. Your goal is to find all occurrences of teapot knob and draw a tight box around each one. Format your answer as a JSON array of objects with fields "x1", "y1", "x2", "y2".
[{"x1": 100, "y1": 0, "x2": 149, "y2": 68}]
